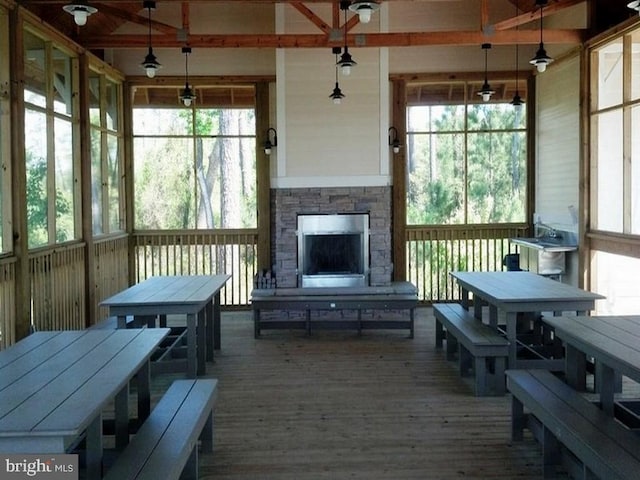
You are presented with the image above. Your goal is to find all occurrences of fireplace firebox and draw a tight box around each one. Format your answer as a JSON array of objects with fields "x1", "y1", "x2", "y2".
[{"x1": 297, "y1": 213, "x2": 369, "y2": 288}]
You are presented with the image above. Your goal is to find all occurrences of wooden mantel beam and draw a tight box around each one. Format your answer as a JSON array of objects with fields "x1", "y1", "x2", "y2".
[{"x1": 81, "y1": 28, "x2": 585, "y2": 49}]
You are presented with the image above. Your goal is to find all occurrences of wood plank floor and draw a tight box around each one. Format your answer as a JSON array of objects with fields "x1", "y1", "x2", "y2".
[{"x1": 154, "y1": 307, "x2": 560, "y2": 479}]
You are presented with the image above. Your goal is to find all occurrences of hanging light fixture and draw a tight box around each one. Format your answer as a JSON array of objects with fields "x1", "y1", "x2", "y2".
[
  {"x1": 511, "y1": 0, "x2": 524, "y2": 111},
  {"x1": 348, "y1": 1, "x2": 380, "y2": 24},
  {"x1": 63, "y1": 2, "x2": 97, "y2": 26},
  {"x1": 337, "y1": 1, "x2": 357, "y2": 76},
  {"x1": 478, "y1": 43, "x2": 495, "y2": 102},
  {"x1": 179, "y1": 47, "x2": 196, "y2": 107},
  {"x1": 529, "y1": 0, "x2": 553, "y2": 73},
  {"x1": 628, "y1": 1, "x2": 640, "y2": 15},
  {"x1": 141, "y1": 1, "x2": 161, "y2": 78},
  {"x1": 388, "y1": 127, "x2": 401, "y2": 154},
  {"x1": 329, "y1": 51, "x2": 345, "y2": 104}
]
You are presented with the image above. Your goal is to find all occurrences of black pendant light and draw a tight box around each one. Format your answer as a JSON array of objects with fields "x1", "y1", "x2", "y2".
[
  {"x1": 141, "y1": 1, "x2": 161, "y2": 78},
  {"x1": 348, "y1": 1, "x2": 379, "y2": 24},
  {"x1": 337, "y1": 1, "x2": 357, "y2": 76},
  {"x1": 511, "y1": 0, "x2": 524, "y2": 110},
  {"x1": 330, "y1": 49, "x2": 345, "y2": 104},
  {"x1": 529, "y1": 0, "x2": 553, "y2": 73},
  {"x1": 179, "y1": 47, "x2": 195, "y2": 107},
  {"x1": 478, "y1": 43, "x2": 495, "y2": 102}
]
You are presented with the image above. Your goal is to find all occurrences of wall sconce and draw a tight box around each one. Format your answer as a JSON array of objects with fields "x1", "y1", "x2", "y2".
[
  {"x1": 389, "y1": 127, "x2": 401, "y2": 154},
  {"x1": 264, "y1": 128, "x2": 278, "y2": 155},
  {"x1": 63, "y1": 2, "x2": 97, "y2": 26}
]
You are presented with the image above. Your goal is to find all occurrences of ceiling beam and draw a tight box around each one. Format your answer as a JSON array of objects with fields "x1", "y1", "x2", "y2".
[
  {"x1": 81, "y1": 28, "x2": 585, "y2": 49},
  {"x1": 494, "y1": 0, "x2": 586, "y2": 31}
]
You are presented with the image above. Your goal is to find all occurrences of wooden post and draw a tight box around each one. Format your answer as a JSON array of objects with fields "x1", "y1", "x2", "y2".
[
  {"x1": 255, "y1": 82, "x2": 272, "y2": 274},
  {"x1": 391, "y1": 79, "x2": 407, "y2": 281}
]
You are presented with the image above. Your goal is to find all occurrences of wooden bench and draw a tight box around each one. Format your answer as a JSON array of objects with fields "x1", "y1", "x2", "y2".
[
  {"x1": 433, "y1": 303, "x2": 509, "y2": 396},
  {"x1": 506, "y1": 369, "x2": 640, "y2": 480},
  {"x1": 251, "y1": 282, "x2": 418, "y2": 338},
  {"x1": 104, "y1": 378, "x2": 218, "y2": 480}
]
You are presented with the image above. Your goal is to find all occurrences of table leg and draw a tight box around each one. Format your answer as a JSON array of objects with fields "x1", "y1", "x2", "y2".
[
  {"x1": 187, "y1": 313, "x2": 197, "y2": 378},
  {"x1": 115, "y1": 384, "x2": 130, "y2": 449},
  {"x1": 489, "y1": 305, "x2": 498, "y2": 329},
  {"x1": 460, "y1": 287, "x2": 470, "y2": 310},
  {"x1": 254, "y1": 309, "x2": 261, "y2": 338},
  {"x1": 505, "y1": 312, "x2": 517, "y2": 368},
  {"x1": 197, "y1": 309, "x2": 206, "y2": 376},
  {"x1": 136, "y1": 360, "x2": 151, "y2": 422},
  {"x1": 565, "y1": 344, "x2": 587, "y2": 391},
  {"x1": 213, "y1": 292, "x2": 221, "y2": 350},
  {"x1": 473, "y1": 295, "x2": 483, "y2": 320},
  {"x1": 85, "y1": 413, "x2": 103, "y2": 480},
  {"x1": 598, "y1": 363, "x2": 616, "y2": 415},
  {"x1": 117, "y1": 315, "x2": 127, "y2": 329},
  {"x1": 206, "y1": 299, "x2": 214, "y2": 361}
]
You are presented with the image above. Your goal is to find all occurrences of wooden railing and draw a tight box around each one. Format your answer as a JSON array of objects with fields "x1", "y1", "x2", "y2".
[
  {"x1": 29, "y1": 243, "x2": 86, "y2": 331},
  {"x1": 406, "y1": 224, "x2": 529, "y2": 302},
  {"x1": 132, "y1": 229, "x2": 259, "y2": 307},
  {"x1": 94, "y1": 235, "x2": 130, "y2": 320},
  {"x1": 0, "y1": 256, "x2": 16, "y2": 349}
]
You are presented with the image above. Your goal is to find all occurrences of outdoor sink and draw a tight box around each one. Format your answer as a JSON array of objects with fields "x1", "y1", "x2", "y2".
[{"x1": 510, "y1": 237, "x2": 578, "y2": 253}]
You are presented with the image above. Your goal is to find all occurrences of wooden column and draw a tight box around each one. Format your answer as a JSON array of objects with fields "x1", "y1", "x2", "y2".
[
  {"x1": 391, "y1": 79, "x2": 407, "y2": 281},
  {"x1": 9, "y1": 7, "x2": 30, "y2": 340},
  {"x1": 255, "y1": 82, "x2": 272, "y2": 273}
]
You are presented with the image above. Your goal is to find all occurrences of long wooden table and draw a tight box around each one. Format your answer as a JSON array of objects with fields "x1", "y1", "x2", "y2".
[
  {"x1": 543, "y1": 315, "x2": 640, "y2": 416},
  {"x1": 0, "y1": 328, "x2": 169, "y2": 479},
  {"x1": 450, "y1": 271, "x2": 605, "y2": 369},
  {"x1": 100, "y1": 275, "x2": 231, "y2": 378}
]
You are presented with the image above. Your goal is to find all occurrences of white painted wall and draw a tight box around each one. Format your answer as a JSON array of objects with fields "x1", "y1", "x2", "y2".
[{"x1": 535, "y1": 54, "x2": 581, "y2": 285}]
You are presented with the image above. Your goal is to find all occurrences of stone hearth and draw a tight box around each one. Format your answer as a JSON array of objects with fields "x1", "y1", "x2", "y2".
[{"x1": 270, "y1": 186, "x2": 393, "y2": 288}]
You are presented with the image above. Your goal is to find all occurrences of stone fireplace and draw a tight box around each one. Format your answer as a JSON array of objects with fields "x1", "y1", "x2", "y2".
[{"x1": 271, "y1": 186, "x2": 393, "y2": 288}]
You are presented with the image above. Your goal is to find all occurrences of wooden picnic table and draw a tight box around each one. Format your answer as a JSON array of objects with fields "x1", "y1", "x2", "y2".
[
  {"x1": 543, "y1": 315, "x2": 640, "y2": 416},
  {"x1": 100, "y1": 275, "x2": 231, "y2": 378},
  {"x1": 450, "y1": 271, "x2": 605, "y2": 369},
  {"x1": 0, "y1": 328, "x2": 169, "y2": 479}
]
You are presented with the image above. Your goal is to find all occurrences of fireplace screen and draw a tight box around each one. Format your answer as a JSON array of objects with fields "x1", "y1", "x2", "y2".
[{"x1": 297, "y1": 214, "x2": 369, "y2": 288}]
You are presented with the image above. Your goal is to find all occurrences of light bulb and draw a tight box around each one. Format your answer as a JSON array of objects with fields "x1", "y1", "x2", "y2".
[
  {"x1": 145, "y1": 66, "x2": 157, "y2": 78},
  {"x1": 265, "y1": 147, "x2": 272, "y2": 155},
  {"x1": 482, "y1": 92, "x2": 491, "y2": 102},
  {"x1": 183, "y1": 97, "x2": 192, "y2": 107},
  {"x1": 333, "y1": 97, "x2": 341, "y2": 105},
  {"x1": 73, "y1": 9, "x2": 88, "y2": 26},
  {"x1": 358, "y1": 8, "x2": 372, "y2": 23},
  {"x1": 536, "y1": 62, "x2": 547, "y2": 73},
  {"x1": 341, "y1": 65, "x2": 351, "y2": 76},
  {"x1": 393, "y1": 146, "x2": 400, "y2": 154}
]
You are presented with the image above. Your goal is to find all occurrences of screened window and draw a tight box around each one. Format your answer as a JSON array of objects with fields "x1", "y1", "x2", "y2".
[
  {"x1": 132, "y1": 87, "x2": 256, "y2": 230},
  {"x1": 23, "y1": 28, "x2": 78, "y2": 248},
  {"x1": 591, "y1": 31, "x2": 640, "y2": 235},
  {"x1": 0, "y1": 6, "x2": 10, "y2": 254},
  {"x1": 89, "y1": 70, "x2": 123, "y2": 235},
  {"x1": 406, "y1": 82, "x2": 527, "y2": 225}
]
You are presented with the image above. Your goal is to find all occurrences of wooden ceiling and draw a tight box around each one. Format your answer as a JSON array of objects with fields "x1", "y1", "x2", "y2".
[{"x1": 18, "y1": 0, "x2": 597, "y2": 52}]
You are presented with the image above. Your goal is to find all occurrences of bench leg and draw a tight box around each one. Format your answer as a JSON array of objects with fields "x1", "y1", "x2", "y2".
[
  {"x1": 491, "y1": 356, "x2": 506, "y2": 395},
  {"x1": 474, "y1": 356, "x2": 487, "y2": 396},
  {"x1": 179, "y1": 446, "x2": 198, "y2": 480},
  {"x1": 200, "y1": 409, "x2": 215, "y2": 453},
  {"x1": 435, "y1": 318, "x2": 445, "y2": 348},
  {"x1": 409, "y1": 308, "x2": 414, "y2": 339},
  {"x1": 459, "y1": 345, "x2": 472, "y2": 377},
  {"x1": 511, "y1": 395, "x2": 525, "y2": 441},
  {"x1": 446, "y1": 332, "x2": 458, "y2": 361},
  {"x1": 542, "y1": 425, "x2": 561, "y2": 479},
  {"x1": 253, "y1": 309, "x2": 261, "y2": 338}
]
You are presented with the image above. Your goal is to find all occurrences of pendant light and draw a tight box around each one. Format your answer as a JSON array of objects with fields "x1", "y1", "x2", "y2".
[
  {"x1": 329, "y1": 51, "x2": 345, "y2": 104},
  {"x1": 478, "y1": 43, "x2": 495, "y2": 102},
  {"x1": 179, "y1": 47, "x2": 196, "y2": 107},
  {"x1": 141, "y1": 1, "x2": 161, "y2": 78},
  {"x1": 348, "y1": 1, "x2": 379, "y2": 24},
  {"x1": 529, "y1": 0, "x2": 553, "y2": 73},
  {"x1": 628, "y1": 1, "x2": 640, "y2": 15},
  {"x1": 337, "y1": 1, "x2": 357, "y2": 76},
  {"x1": 63, "y1": 2, "x2": 97, "y2": 26},
  {"x1": 511, "y1": 0, "x2": 524, "y2": 111}
]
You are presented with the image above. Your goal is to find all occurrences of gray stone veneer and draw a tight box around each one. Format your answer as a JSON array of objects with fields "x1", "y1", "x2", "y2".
[{"x1": 270, "y1": 186, "x2": 393, "y2": 288}]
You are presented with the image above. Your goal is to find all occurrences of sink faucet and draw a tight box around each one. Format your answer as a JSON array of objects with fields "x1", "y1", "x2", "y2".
[{"x1": 536, "y1": 223, "x2": 559, "y2": 239}]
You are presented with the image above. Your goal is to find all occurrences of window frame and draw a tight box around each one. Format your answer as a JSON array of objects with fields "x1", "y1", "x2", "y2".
[{"x1": 0, "y1": 5, "x2": 11, "y2": 254}]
